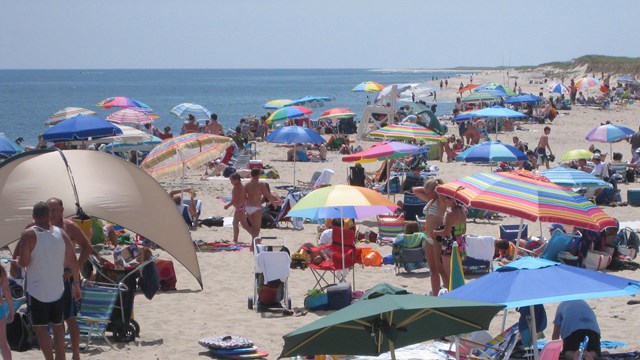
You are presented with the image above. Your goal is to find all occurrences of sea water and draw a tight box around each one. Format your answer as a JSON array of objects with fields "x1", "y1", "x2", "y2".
[{"x1": 0, "y1": 69, "x2": 467, "y2": 145}]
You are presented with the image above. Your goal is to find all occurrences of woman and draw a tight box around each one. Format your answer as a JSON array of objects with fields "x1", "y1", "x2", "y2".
[
  {"x1": 433, "y1": 195, "x2": 467, "y2": 290},
  {"x1": 512, "y1": 136, "x2": 527, "y2": 153},
  {"x1": 412, "y1": 179, "x2": 447, "y2": 296},
  {"x1": 0, "y1": 265, "x2": 14, "y2": 360}
]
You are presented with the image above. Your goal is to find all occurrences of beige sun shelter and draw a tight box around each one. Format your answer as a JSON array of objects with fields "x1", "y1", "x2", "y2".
[{"x1": 0, "y1": 149, "x2": 202, "y2": 288}]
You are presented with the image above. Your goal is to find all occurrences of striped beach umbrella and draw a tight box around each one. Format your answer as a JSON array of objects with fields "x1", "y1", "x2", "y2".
[
  {"x1": 170, "y1": 103, "x2": 212, "y2": 120},
  {"x1": 319, "y1": 107, "x2": 355, "y2": 121},
  {"x1": 140, "y1": 133, "x2": 233, "y2": 179},
  {"x1": 46, "y1": 107, "x2": 97, "y2": 126},
  {"x1": 106, "y1": 108, "x2": 153, "y2": 125},
  {"x1": 342, "y1": 141, "x2": 426, "y2": 163},
  {"x1": 436, "y1": 171, "x2": 617, "y2": 231},
  {"x1": 265, "y1": 106, "x2": 313, "y2": 124},
  {"x1": 585, "y1": 124, "x2": 635, "y2": 143},
  {"x1": 97, "y1": 96, "x2": 151, "y2": 110},
  {"x1": 369, "y1": 123, "x2": 446, "y2": 142},
  {"x1": 263, "y1": 99, "x2": 293, "y2": 109},
  {"x1": 575, "y1": 77, "x2": 599, "y2": 90},
  {"x1": 546, "y1": 82, "x2": 570, "y2": 95},
  {"x1": 474, "y1": 83, "x2": 516, "y2": 97},
  {"x1": 455, "y1": 140, "x2": 527, "y2": 163},
  {"x1": 352, "y1": 81, "x2": 384, "y2": 92}
]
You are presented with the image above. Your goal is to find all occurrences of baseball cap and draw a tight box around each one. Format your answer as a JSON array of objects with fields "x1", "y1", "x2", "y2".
[
  {"x1": 592, "y1": 153, "x2": 601, "y2": 160},
  {"x1": 635, "y1": 148, "x2": 640, "y2": 153},
  {"x1": 547, "y1": 223, "x2": 565, "y2": 232}
]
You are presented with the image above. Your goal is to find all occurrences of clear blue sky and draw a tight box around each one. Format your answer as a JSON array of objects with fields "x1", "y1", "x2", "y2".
[{"x1": 2, "y1": 0, "x2": 637, "y2": 69}]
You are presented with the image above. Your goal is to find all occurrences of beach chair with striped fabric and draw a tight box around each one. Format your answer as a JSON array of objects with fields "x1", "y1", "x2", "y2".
[
  {"x1": 76, "y1": 284, "x2": 119, "y2": 350},
  {"x1": 376, "y1": 214, "x2": 405, "y2": 245},
  {"x1": 448, "y1": 324, "x2": 520, "y2": 360}
]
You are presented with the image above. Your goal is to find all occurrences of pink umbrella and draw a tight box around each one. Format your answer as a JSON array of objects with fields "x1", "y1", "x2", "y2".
[
  {"x1": 575, "y1": 77, "x2": 599, "y2": 90},
  {"x1": 106, "y1": 108, "x2": 154, "y2": 125}
]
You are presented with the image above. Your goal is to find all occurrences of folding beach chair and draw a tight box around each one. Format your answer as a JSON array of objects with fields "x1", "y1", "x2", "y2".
[
  {"x1": 402, "y1": 192, "x2": 426, "y2": 221},
  {"x1": 297, "y1": 171, "x2": 321, "y2": 189},
  {"x1": 538, "y1": 339, "x2": 563, "y2": 360},
  {"x1": 376, "y1": 214, "x2": 405, "y2": 244},
  {"x1": 499, "y1": 224, "x2": 528, "y2": 241},
  {"x1": 463, "y1": 235, "x2": 496, "y2": 273},
  {"x1": 76, "y1": 284, "x2": 120, "y2": 350},
  {"x1": 391, "y1": 233, "x2": 427, "y2": 275},
  {"x1": 450, "y1": 324, "x2": 520, "y2": 360},
  {"x1": 539, "y1": 230, "x2": 582, "y2": 262},
  {"x1": 308, "y1": 227, "x2": 361, "y2": 290}
]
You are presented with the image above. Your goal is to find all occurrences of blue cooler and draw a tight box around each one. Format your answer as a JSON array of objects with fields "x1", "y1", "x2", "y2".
[
  {"x1": 628, "y1": 189, "x2": 640, "y2": 206},
  {"x1": 327, "y1": 283, "x2": 352, "y2": 310}
]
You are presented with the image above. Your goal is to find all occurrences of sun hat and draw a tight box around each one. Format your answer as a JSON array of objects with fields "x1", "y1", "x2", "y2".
[
  {"x1": 546, "y1": 223, "x2": 565, "y2": 232},
  {"x1": 592, "y1": 153, "x2": 601, "y2": 160}
]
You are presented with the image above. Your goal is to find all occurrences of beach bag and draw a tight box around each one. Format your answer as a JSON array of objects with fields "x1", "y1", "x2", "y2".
[
  {"x1": 583, "y1": 250, "x2": 612, "y2": 271},
  {"x1": 304, "y1": 288, "x2": 329, "y2": 311},
  {"x1": 6, "y1": 311, "x2": 34, "y2": 352}
]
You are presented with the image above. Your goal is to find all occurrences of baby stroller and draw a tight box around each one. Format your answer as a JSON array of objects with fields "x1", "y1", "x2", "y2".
[
  {"x1": 88, "y1": 251, "x2": 159, "y2": 342},
  {"x1": 247, "y1": 237, "x2": 292, "y2": 312}
]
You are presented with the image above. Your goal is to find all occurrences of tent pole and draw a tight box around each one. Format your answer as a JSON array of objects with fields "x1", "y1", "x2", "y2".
[{"x1": 514, "y1": 218, "x2": 524, "y2": 259}]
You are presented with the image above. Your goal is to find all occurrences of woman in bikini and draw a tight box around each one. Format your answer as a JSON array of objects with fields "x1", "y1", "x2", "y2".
[
  {"x1": 0, "y1": 263, "x2": 14, "y2": 360},
  {"x1": 433, "y1": 195, "x2": 467, "y2": 291},
  {"x1": 412, "y1": 178, "x2": 447, "y2": 296}
]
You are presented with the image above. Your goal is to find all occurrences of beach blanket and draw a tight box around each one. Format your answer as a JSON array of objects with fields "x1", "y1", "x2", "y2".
[
  {"x1": 602, "y1": 352, "x2": 640, "y2": 360},
  {"x1": 217, "y1": 195, "x2": 232, "y2": 203},
  {"x1": 195, "y1": 240, "x2": 249, "y2": 252},
  {"x1": 536, "y1": 339, "x2": 627, "y2": 350}
]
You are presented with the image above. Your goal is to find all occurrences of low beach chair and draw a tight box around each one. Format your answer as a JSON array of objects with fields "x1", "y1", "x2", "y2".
[
  {"x1": 538, "y1": 339, "x2": 563, "y2": 360},
  {"x1": 450, "y1": 324, "x2": 520, "y2": 360},
  {"x1": 376, "y1": 214, "x2": 405, "y2": 244},
  {"x1": 76, "y1": 284, "x2": 119, "y2": 350}
]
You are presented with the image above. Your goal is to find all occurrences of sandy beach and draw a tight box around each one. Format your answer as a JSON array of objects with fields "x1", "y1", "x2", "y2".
[{"x1": 16, "y1": 69, "x2": 640, "y2": 360}]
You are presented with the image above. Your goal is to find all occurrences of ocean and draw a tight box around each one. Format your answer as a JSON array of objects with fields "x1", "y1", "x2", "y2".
[{"x1": 0, "y1": 69, "x2": 467, "y2": 146}]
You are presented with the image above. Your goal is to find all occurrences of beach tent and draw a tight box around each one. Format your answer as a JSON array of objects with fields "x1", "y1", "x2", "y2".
[{"x1": 0, "y1": 149, "x2": 203, "y2": 288}]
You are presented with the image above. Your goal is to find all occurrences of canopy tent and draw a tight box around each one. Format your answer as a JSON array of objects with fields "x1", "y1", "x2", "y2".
[{"x1": 0, "y1": 149, "x2": 202, "y2": 288}]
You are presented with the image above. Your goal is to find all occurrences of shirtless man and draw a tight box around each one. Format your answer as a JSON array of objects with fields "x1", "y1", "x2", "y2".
[
  {"x1": 15, "y1": 202, "x2": 81, "y2": 360},
  {"x1": 47, "y1": 198, "x2": 99, "y2": 360},
  {"x1": 181, "y1": 114, "x2": 200, "y2": 134},
  {"x1": 243, "y1": 168, "x2": 282, "y2": 247},
  {"x1": 224, "y1": 173, "x2": 250, "y2": 243},
  {"x1": 536, "y1": 126, "x2": 554, "y2": 169},
  {"x1": 204, "y1": 113, "x2": 224, "y2": 135}
]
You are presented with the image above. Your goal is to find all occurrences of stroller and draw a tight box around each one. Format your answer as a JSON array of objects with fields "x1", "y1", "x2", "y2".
[
  {"x1": 247, "y1": 237, "x2": 292, "y2": 312},
  {"x1": 88, "y1": 251, "x2": 159, "y2": 342}
]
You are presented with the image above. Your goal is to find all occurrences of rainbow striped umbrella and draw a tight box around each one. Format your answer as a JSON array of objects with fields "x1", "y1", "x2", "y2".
[
  {"x1": 106, "y1": 108, "x2": 153, "y2": 125},
  {"x1": 140, "y1": 133, "x2": 233, "y2": 179},
  {"x1": 369, "y1": 123, "x2": 446, "y2": 142},
  {"x1": 319, "y1": 107, "x2": 355, "y2": 121},
  {"x1": 46, "y1": 107, "x2": 97, "y2": 125},
  {"x1": 266, "y1": 105, "x2": 312, "y2": 124},
  {"x1": 97, "y1": 96, "x2": 151, "y2": 110},
  {"x1": 436, "y1": 171, "x2": 617, "y2": 231},
  {"x1": 342, "y1": 141, "x2": 426, "y2": 163},
  {"x1": 575, "y1": 77, "x2": 599, "y2": 90},
  {"x1": 352, "y1": 81, "x2": 385, "y2": 92},
  {"x1": 585, "y1": 124, "x2": 635, "y2": 143}
]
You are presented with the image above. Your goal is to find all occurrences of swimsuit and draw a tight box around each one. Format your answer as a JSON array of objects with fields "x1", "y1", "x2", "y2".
[
  {"x1": 245, "y1": 206, "x2": 261, "y2": 215},
  {"x1": 424, "y1": 201, "x2": 440, "y2": 217},
  {"x1": 439, "y1": 223, "x2": 466, "y2": 257}
]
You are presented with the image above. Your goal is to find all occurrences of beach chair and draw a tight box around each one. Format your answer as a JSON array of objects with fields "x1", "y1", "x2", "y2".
[
  {"x1": 463, "y1": 235, "x2": 496, "y2": 273},
  {"x1": 402, "y1": 192, "x2": 427, "y2": 221},
  {"x1": 233, "y1": 153, "x2": 251, "y2": 170},
  {"x1": 249, "y1": 241, "x2": 292, "y2": 312},
  {"x1": 298, "y1": 171, "x2": 322, "y2": 189},
  {"x1": 308, "y1": 227, "x2": 361, "y2": 290},
  {"x1": 376, "y1": 214, "x2": 405, "y2": 244},
  {"x1": 451, "y1": 324, "x2": 520, "y2": 360},
  {"x1": 182, "y1": 198, "x2": 202, "y2": 228},
  {"x1": 608, "y1": 162, "x2": 629, "y2": 184},
  {"x1": 391, "y1": 232, "x2": 427, "y2": 275},
  {"x1": 539, "y1": 230, "x2": 582, "y2": 262},
  {"x1": 76, "y1": 284, "x2": 120, "y2": 350},
  {"x1": 348, "y1": 165, "x2": 366, "y2": 187},
  {"x1": 499, "y1": 224, "x2": 528, "y2": 241},
  {"x1": 538, "y1": 339, "x2": 563, "y2": 360}
]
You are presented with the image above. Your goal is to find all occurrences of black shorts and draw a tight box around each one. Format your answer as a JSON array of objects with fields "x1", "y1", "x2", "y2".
[
  {"x1": 563, "y1": 329, "x2": 601, "y2": 356},
  {"x1": 63, "y1": 277, "x2": 79, "y2": 320},
  {"x1": 28, "y1": 294, "x2": 64, "y2": 326}
]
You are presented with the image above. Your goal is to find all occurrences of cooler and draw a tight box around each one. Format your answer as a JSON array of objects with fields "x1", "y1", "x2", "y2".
[
  {"x1": 327, "y1": 282, "x2": 352, "y2": 310},
  {"x1": 249, "y1": 160, "x2": 264, "y2": 169},
  {"x1": 628, "y1": 189, "x2": 640, "y2": 206}
]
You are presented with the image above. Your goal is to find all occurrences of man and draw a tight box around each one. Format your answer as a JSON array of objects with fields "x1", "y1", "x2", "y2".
[
  {"x1": 169, "y1": 189, "x2": 199, "y2": 228},
  {"x1": 47, "y1": 198, "x2": 99, "y2": 360},
  {"x1": 628, "y1": 126, "x2": 640, "y2": 158},
  {"x1": 244, "y1": 169, "x2": 282, "y2": 248},
  {"x1": 223, "y1": 173, "x2": 250, "y2": 243},
  {"x1": 552, "y1": 300, "x2": 601, "y2": 360},
  {"x1": 590, "y1": 153, "x2": 607, "y2": 179},
  {"x1": 536, "y1": 126, "x2": 554, "y2": 169},
  {"x1": 181, "y1": 114, "x2": 199, "y2": 134},
  {"x1": 158, "y1": 126, "x2": 173, "y2": 140},
  {"x1": 204, "y1": 113, "x2": 224, "y2": 135},
  {"x1": 15, "y1": 202, "x2": 81, "y2": 360}
]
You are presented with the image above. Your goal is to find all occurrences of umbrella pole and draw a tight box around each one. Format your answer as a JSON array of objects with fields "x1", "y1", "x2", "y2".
[
  {"x1": 389, "y1": 341, "x2": 396, "y2": 360},
  {"x1": 340, "y1": 208, "x2": 346, "y2": 280},
  {"x1": 293, "y1": 147, "x2": 297, "y2": 186},
  {"x1": 529, "y1": 305, "x2": 540, "y2": 360},
  {"x1": 514, "y1": 218, "x2": 524, "y2": 259}
]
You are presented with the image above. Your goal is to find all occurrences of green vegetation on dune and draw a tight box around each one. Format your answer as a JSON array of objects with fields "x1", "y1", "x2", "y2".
[{"x1": 538, "y1": 55, "x2": 640, "y2": 75}]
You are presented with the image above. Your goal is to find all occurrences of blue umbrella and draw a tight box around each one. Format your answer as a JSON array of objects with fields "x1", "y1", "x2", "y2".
[
  {"x1": 444, "y1": 257, "x2": 640, "y2": 359},
  {"x1": 0, "y1": 135, "x2": 22, "y2": 156},
  {"x1": 265, "y1": 126, "x2": 325, "y2": 184},
  {"x1": 540, "y1": 167, "x2": 611, "y2": 189},
  {"x1": 170, "y1": 103, "x2": 212, "y2": 120},
  {"x1": 42, "y1": 116, "x2": 122, "y2": 142},
  {"x1": 504, "y1": 94, "x2": 543, "y2": 105},
  {"x1": 466, "y1": 105, "x2": 528, "y2": 119},
  {"x1": 617, "y1": 75, "x2": 637, "y2": 84},
  {"x1": 455, "y1": 140, "x2": 527, "y2": 165},
  {"x1": 286, "y1": 96, "x2": 332, "y2": 108}
]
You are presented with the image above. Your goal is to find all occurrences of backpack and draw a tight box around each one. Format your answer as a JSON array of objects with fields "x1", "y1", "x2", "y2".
[{"x1": 6, "y1": 311, "x2": 34, "y2": 352}]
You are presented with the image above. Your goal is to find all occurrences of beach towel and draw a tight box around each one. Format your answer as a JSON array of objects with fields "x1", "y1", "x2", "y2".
[
  {"x1": 464, "y1": 235, "x2": 496, "y2": 261},
  {"x1": 255, "y1": 251, "x2": 290, "y2": 284},
  {"x1": 140, "y1": 261, "x2": 160, "y2": 300}
]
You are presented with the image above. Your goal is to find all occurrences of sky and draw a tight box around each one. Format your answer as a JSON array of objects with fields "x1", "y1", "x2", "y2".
[{"x1": 1, "y1": 0, "x2": 638, "y2": 69}]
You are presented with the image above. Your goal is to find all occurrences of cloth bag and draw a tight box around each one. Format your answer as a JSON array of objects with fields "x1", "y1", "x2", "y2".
[{"x1": 583, "y1": 250, "x2": 612, "y2": 271}]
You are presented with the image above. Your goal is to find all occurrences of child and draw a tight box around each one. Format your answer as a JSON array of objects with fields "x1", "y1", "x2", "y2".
[
  {"x1": 224, "y1": 173, "x2": 250, "y2": 244},
  {"x1": 0, "y1": 264, "x2": 14, "y2": 360}
]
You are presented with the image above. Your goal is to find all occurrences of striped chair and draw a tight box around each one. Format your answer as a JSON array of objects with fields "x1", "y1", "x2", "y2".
[
  {"x1": 376, "y1": 214, "x2": 405, "y2": 244},
  {"x1": 76, "y1": 285, "x2": 119, "y2": 350}
]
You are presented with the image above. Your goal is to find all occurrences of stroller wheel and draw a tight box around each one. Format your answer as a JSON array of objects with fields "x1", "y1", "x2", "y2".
[
  {"x1": 113, "y1": 323, "x2": 136, "y2": 343},
  {"x1": 130, "y1": 319, "x2": 141, "y2": 337},
  {"x1": 247, "y1": 296, "x2": 254, "y2": 310}
]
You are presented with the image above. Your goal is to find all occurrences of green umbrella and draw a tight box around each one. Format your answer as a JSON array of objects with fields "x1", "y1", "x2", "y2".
[
  {"x1": 462, "y1": 92, "x2": 503, "y2": 102},
  {"x1": 280, "y1": 285, "x2": 504, "y2": 359}
]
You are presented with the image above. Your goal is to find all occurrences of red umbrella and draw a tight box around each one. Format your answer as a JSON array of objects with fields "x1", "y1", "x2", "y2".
[
  {"x1": 318, "y1": 107, "x2": 355, "y2": 120},
  {"x1": 457, "y1": 84, "x2": 480, "y2": 94}
]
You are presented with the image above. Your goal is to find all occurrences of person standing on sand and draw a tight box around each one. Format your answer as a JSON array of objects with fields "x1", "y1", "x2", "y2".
[
  {"x1": 537, "y1": 126, "x2": 554, "y2": 169},
  {"x1": 204, "y1": 114, "x2": 224, "y2": 136},
  {"x1": 244, "y1": 169, "x2": 282, "y2": 248},
  {"x1": 181, "y1": 114, "x2": 199, "y2": 134},
  {"x1": 628, "y1": 126, "x2": 640, "y2": 159},
  {"x1": 224, "y1": 173, "x2": 250, "y2": 243}
]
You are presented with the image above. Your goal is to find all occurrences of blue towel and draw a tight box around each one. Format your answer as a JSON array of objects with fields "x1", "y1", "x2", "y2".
[
  {"x1": 139, "y1": 262, "x2": 160, "y2": 300},
  {"x1": 537, "y1": 339, "x2": 627, "y2": 349}
]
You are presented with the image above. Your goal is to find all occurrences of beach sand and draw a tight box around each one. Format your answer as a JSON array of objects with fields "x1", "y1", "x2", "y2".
[{"x1": 18, "y1": 69, "x2": 640, "y2": 359}]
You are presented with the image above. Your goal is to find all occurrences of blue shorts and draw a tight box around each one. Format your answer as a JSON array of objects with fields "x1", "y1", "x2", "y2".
[{"x1": 63, "y1": 277, "x2": 79, "y2": 320}]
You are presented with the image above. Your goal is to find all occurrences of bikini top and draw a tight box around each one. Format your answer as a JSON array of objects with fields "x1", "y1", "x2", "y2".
[{"x1": 424, "y1": 201, "x2": 440, "y2": 217}]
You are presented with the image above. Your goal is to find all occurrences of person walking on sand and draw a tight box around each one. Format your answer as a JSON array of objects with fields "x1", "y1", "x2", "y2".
[
  {"x1": 244, "y1": 169, "x2": 282, "y2": 248},
  {"x1": 537, "y1": 126, "x2": 554, "y2": 169},
  {"x1": 224, "y1": 173, "x2": 250, "y2": 243},
  {"x1": 15, "y1": 202, "x2": 81, "y2": 360}
]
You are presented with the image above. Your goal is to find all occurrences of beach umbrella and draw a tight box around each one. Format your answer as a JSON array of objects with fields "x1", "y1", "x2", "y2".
[
  {"x1": 265, "y1": 106, "x2": 313, "y2": 125},
  {"x1": 444, "y1": 257, "x2": 640, "y2": 359},
  {"x1": 352, "y1": 81, "x2": 385, "y2": 92},
  {"x1": 265, "y1": 126, "x2": 324, "y2": 184},
  {"x1": 464, "y1": 105, "x2": 527, "y2": 120},
  {"x1": 42, "y1": 115, "x2": 123, "y2": 143},
  {"x1": 575, "y1": 77, "x2": 600, "y2": 90},
  {"x1": 546, "y1": 82, "x2": 570, "y2": 95},
  {"x1": 0, "y1": 149, "x2": 203, "y2": 288},
  {"x1": 457, "y1": 83, "x2": 480, "y2": 94},
  {"x1": 504, "y1": 94, "x2": 543, "y2": 105},
  {"x1": 318, "y1": 107, "x2": 355, "y2": 121},
  {"x1": 369, "y1": 123, "x2": 446, "y2": 142},
  {"x1": 539, "y1": 167, "x2": 612, "y2": 189},
  {"x1": 106, "y1": 108, "x2": 153, "y2": 125},
  {"x1": 617, "y1": 75, "x2": 638, "y2": 84},
  {"x1": 102, "y1": 136, "x2": 162, "y2": 153},
  {"x1": 46, "y1": 107, "x2": 97, "y2": 126},
  {"x1": 140, "y1": 133, "x2": 233, "y2": 179},
  {"x1": 586, "y1": 124, "x2": 636, "y2": 154},
  {"x1": 449, "y1": 242, "x2": 465, "y2": 291},
  {"x1": 461, "y1": 91, "x2": 503, "y2": 102},
  {"x1": 455, "y1": 140, "x2": 527, "y2": 167},
  {"x1": 281, "y1": 285, "x2": 504, "y2": 360},
  {"x1": 0, "y1": 135, "x2": 22, "y2": 156},
  {"x1": 89, "y1": 125, "x2": 154, "y2": 145},
  {"x1": 170, "y1": 103, "x2": 212, "y2": 120},
  {"x1": 560, "y1": 149, "x2": 594, "y2": 161},
  {"x1": 342, "y1": 141, "x2": 427, "y2": 163},
  {"x1": 286, "y1": 96, "x2": 332, "y2": 108},
  {"x1": 97, "y1": 96, "x2": 151, "y2": 110},
  {"x1": 262, "y1": 99, "x2": 293, "y2": 109},
  {"x1": 474, "y1": 83, "x2": 517, "y2": 97},
  {"x1": 436, "y1": 170, "x2": 617, "y2": 231}
]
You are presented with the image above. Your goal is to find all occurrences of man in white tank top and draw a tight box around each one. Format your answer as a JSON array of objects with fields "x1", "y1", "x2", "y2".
[{"x1": 15, "y1": 202, "x2": 80, "y2": 360}]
